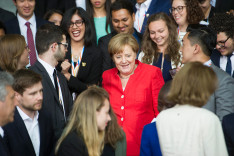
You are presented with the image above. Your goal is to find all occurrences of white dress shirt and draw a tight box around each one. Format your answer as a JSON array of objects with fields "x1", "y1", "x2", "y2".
[
  {"x1": 157, "y1": 104, "x2": 228, "y2": 156},
  {"x1": 220, "y1": 51, "x2": 234, "y2": 76},
  {"x1": 0, "y1": 127, "x2": 4, "y2": 137},
  {"x1": 134, "y1": 0, "x2": 152, "y2": 33},
  {"x1": 17, "y1": 107, "x2": 40, "y2": 156},
  {"x1": 38, "y1": 58, "x2": 66, "y2": 119},
  {"x1": 76, "y1": 0, "x2": 86, "y2": 10}
]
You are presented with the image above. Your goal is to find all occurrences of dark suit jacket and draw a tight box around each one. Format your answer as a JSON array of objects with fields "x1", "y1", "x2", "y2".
[
  {"x1": 98, "y1": 29, "x2": 142, "y2": 72},
  {"x1": 134, "y1": 0, "x2": 171, "y2": 34},
  {"x1": 30, "y1": 61, "x2": 73, "y2": 140},
  {"x1": 57, "y1": 131, "x2": 89, "y2": 156},
  {"x1": 215, "y1": 0, "x2": 234, "y2": 13},
  {"x1": 0, "y1": 8, "x2": 15, "y2": 23},
  {"x1": 57, "y1": 44, "x2": 102, "y2": 94},
  {"x1": 3, "y1": 109, "x2": 54, "y2": 156},
  {"x1": 0, "y1": 135, "x2": 10, "y2": 156},
  {"x1": 4, "y1": 16, "x2": 48, "y2": 34},
  {"x1": 34, "y1": 0, "x2": 61, "y2": 18},
  {"x1": 222, "y1": 113, "x2": 234, "y2": 156}
]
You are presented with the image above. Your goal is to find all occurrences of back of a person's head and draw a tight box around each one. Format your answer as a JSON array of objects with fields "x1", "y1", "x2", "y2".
[
  {"x1": 168, "y1": 62, "x2": 217, "y2": 107},
  {"x1": 0, "y1": 72, "x2": 14, "y2": 102},
  {"x1": 36, "y1": 24, "x2": 64, "y2": 55},
  {"x1": 110, "y1": 0, "x2": 134, "y2": 16},
  {"x1": 0, "y1": 34, "x2": 25, "y2": 73},
  {"x1": 186, "y1": 26, "x2": 217, "y2": 56}
]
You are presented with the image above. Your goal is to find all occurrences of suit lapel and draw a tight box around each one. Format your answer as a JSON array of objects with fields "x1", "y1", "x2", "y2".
[
  {"x1": 14, "y1": 109, "x2": 36, "y2": 155},
  {"x1": 38, "y1": 114, "x2": 45, "y2": 156}
]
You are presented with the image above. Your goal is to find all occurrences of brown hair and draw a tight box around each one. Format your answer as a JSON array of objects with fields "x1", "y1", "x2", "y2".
[
  {"x1": 168, "y1": 62, "x2": 217, "y2": 107},
  {"x1": 157, "y1": 81, "x2": 175, "y2": 112},
  {"x1": 0, "y1": 34, "x2": 26, "y2": 73},
  {"x1": 108, "y1": 33, "x2": 139, "y2": 58},
  {"x1": 104, "y1": 106, "x2": 124, "y2": 148},
  {"x1": 13, "y1": 69, "x2": 42, "y2": 95},
  {"x1": 171, "y1": 0, "x2": 205, "y2": 24},
  {"x1": 141, "y1": 13, "x2": 180, "y2": 66}
]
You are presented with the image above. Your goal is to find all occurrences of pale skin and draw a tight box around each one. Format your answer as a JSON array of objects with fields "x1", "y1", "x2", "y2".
[{"x1": 91, "y1": 0, "x2": 107, "y2": 18}]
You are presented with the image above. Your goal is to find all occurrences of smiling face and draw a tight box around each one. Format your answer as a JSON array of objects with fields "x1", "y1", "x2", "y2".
[
  {"x1": 68, "y1": 14, "x2": 85, "y2": 43},
  {"x1": 91, "y1": 0, "x2": 106, "y2": 8},
  {"x1": 96, "y1": 98, "x2": 111, "y2": 131},
  {"x1": 149, "y1": 20, "x2": 169, "y2": 50},
  {"x1": 113, "y1": 45, "x2": 137, "y2": 77},
  {"x1": 112, "y1": 9, "x2": 135, "y2": 34},
  {"x1": 172, "y1": 0, "x2": 187, "y2": 27},
  {"x1": 216, "y1": 32, "x2": 234, "y2": 56},
  {"x1": 48, "y1": 13, "x2": 63, "y2": 26},
  {"x1": 14, "y1": 0, "x2": 35, "y2": 20}
]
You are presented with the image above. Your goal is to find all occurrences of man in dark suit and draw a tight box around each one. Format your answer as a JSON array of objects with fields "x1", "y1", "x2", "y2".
[
  {"x1": 3, "y1": 69, "x2": 54, "y2": 156},
  {"x1": 210, "y1": 13, "x2": 234, "y2": 77},
  {"x1": 30, "y1": 24, "x2": 73, "y2": 141},
  {"x1": 98, "y1": 0, "x2": 141, "y2": 72},
  {"x1": 222, "y1": 113, "x2": 234, "y2": 156},
  {"x1": 4, "y1": 0, "x2": 47, "y2": 66},
  {"x1": 181, "y1": 27, "x2": 234, "y2": 121},
  {"x1": 134, "y1": 0, "x2": 171, "y2": 34},
  {"x1": 0, "y1": 72, "x2": 16, "y2": 156}
]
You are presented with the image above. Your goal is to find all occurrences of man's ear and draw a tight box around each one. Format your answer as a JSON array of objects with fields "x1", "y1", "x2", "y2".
[
  {"x1": 132, "y1": 13, "x2": 135, "y2": 22},
  {"x1": 193, "y1": 44, "x2": 200, "y2": 54}
]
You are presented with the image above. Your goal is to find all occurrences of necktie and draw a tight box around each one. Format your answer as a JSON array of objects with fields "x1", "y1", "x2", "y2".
[
  {"x1": 25, "y1": 22, "x2": 37, "y2": 65},
  {"x1": 53, "y1": 69, "x2": 59, "y2": 96},
  {"x1": 226, "y1": 54, "x2": 232, "y2": 75}
]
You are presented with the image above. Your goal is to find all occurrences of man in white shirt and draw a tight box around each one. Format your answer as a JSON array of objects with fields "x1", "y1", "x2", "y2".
[
  {"x1": 4, "y1": 0, "x2": 47, "y2": 66},
  {"x1": 181, "y1": 26, "x2": 234, "y2": 121},
  {"x1": 3, "y1": 69, "x2": 54, "y2": 156},
  {"x1": 134, "y1": 0, "x2": 171, "y2": 34},
  {"x1": 0, "y1": 72, "x2": 16, "y2": 156},
  {"x1": 210, "y1": 13, "x2": 234, "y2": 77}
]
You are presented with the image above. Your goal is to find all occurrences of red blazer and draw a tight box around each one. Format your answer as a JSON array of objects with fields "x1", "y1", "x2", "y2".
[{"x1": 102, "y1": 60, "x2": 164, "y2": 156}]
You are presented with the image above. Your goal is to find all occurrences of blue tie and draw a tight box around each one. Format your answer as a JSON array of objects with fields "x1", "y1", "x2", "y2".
[{"x1": 226, "y1": 54, "x2": 232, "y2": 75}]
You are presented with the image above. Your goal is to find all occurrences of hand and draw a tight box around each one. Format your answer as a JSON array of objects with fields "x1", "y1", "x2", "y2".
[{"x1": 61, "y1": 59, "x2": 71, "y2": 74}]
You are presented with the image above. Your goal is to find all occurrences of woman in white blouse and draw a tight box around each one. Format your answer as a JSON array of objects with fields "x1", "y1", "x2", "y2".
[{"x1": 156, "y1": 62, "x2": 228, "y2": 156}]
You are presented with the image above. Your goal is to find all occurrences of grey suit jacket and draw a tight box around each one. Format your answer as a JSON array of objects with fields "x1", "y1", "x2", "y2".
[{"x1": 203, "y1": 64, "x2": 234, "y2": 121}]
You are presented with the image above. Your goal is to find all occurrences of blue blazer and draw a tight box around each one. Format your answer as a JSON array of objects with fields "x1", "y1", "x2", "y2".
[
  {"x1": 3, "y1": 109, "x2": 55, "y2": 156},
  {"x1": 140, "y1": 122, "x2": 162, "y2": 156},
  {"x1": 135, "y1": 0, "x2": 171, "y2": 34},
  {"x1": 222, "y1": 113, "x2": 234, "y2": 156},
  {"x1": 4, "y1": 16, "x2": 48, "y2": 34}
]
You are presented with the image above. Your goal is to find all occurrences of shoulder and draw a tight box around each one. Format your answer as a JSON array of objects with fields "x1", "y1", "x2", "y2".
[
  {"x1": 139, "y1": 62, "x2": 161, "y2": 73},
  {"x1": 98, "y1": 32, "x2": 116, "y2": 43},
  {"x1": 143, "y1": 122, "x2": 157, "y2": 134},
  {"x1": 35, "y1": 16, "x2": 49, "y2": 27},
  {"x1": 211, "y1": 64, "x2": 234, "y2": 83}
]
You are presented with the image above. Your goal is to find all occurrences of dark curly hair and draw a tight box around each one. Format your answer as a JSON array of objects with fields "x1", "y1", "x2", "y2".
[
  {"x1": 209, "y1": 13, "x2": 234, "y2": 39},
  {"x1": 171, "y1": 0, "x2": 205, "y2": 24},
  {"x1": 141, "y1": 13, "x2": 181, "y2": 66}
]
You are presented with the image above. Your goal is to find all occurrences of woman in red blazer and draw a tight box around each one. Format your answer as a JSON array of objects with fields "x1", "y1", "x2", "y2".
[{"x1": 102, "y1": 33, "x2": 164, "y2": 156}]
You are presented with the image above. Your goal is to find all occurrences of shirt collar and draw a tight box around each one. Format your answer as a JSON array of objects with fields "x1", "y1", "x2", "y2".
[
  {"x1": 0, "y1": 127, "x2": 4, "y2": 137},
  {"x1": 17, "y1": 13, "x2": 36, "y2": 28},
  {"x1": 38, "y1": 57, "x2": 55, "y2": 78},
  {"x1": 204, "y1": 59, "x2": 212, "y2": 67},
  {"x1": 135, "y1": 0, "x2": 152, "y2": 10},
  {"x1": 17, "y1": 106, "x2": 39, "y2": 121}
]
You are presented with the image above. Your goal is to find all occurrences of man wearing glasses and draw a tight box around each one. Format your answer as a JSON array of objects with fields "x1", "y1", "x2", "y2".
[
  {"x1": 210, "y1": 13, "x2": 234, "y2": 77},
  {"x1": 30, "y1": 24, "x2": 73, "y2": 141}
]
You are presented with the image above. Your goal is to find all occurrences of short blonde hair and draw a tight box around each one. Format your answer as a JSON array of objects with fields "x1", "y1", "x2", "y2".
[
  {"x1": 108, "y1": 33, "x2": 139, "y2": 58},
  {"x1": 0, "y1": 34, "x2": 26, "y2": 73},
  {"x1": 168, "y1": 62, "x2": 217, "y2": 107}
]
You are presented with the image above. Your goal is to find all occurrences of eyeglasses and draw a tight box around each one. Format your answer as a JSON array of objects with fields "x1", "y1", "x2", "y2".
[
  {"x1": 216, "y1": 36, "x2": 230, "y2": 48},
  {"x1": 69, "y1": 20, "x2": 84, "y2": 28},
  {"x1": 57, "y1": 42, "x2": 68, "y2": 49},
  {"x1": 169, "y1": 6, "x2": 186, "y2": 13}
]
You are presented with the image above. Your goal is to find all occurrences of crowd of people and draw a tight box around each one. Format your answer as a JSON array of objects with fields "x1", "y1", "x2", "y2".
[{"x1": 0, "y1": 0, "x2": 233, "y2": 156}]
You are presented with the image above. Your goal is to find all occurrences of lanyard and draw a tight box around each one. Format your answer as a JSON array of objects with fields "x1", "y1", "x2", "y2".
[
  {"x1": 137, "y1": 8, "x2": 147, "y2": 32},
  {"x1": 71, "y1": 46, "x2": 84, "y2": 77}
]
